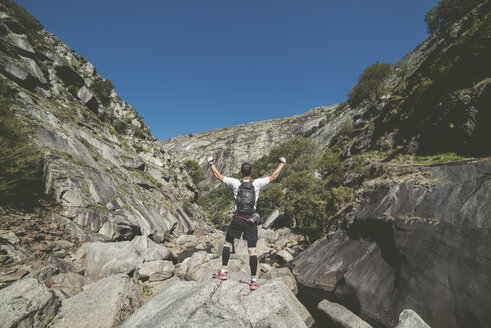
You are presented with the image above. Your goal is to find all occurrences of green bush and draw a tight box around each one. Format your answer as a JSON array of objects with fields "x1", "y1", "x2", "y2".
[
  {"x1": 319, "y1": 149, "x2": 345, "y2": 186},
  {"x1": 339, "y1": 117, "x2": 354, "y2": 135},
  {"x1": 256, "y1": 183, "x2": 284, "y2": 217},
  {"x1": 0, "y1": 97, "x2": 44, "y2": 206},
  {"x1": 133, "y1": 143, "x2": 144, "y2": 153},
  {"x1": 198, "y1": 184, "x2": 234, "y2": 225},
  {"x1": 133, "y1": 127, "x2": 148, "y2": 140},
  {"x1": 183, "y1": 160, "x2": 204, "y2": 186},
  {"x1": 1, "y1": 0, "x2": 43, "y2": 32},
  {"x1": 252, "y1": 136, "x2": 319, "y2": 179},
  {"x1": 348, "y1": 62, "x2": 392, "y2": 106},
  {"x1": 113, "y1": 119, "x2": 129, "y2": 135},
  {"x1": 329, "y1": 186, "x2": 354, "y2": 212},
  {"x1": 425, "y1": 0, "x2": 482, "y2": 34},
  {"x1": 91, "y1": 77, "x2": 114, "y2": 105},
  {"x1": 284, "y1": 189, "x2": 328, "y2": 240}
]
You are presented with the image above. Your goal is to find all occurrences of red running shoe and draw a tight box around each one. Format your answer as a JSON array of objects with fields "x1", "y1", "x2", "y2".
[
  {"x1": 212, "y1": 271, "x2": 228, "y2": 280},
  {"x1": 249, "y1": 280, "x2": 259, "y2": 290}
]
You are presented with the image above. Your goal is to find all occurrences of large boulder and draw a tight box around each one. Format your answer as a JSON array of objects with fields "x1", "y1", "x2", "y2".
[
  {"x1": 317, "y1": 299, "x2": 373, "y2": 328},
  {"x1": 395, "y1": 309, "x2": 430, "y2": 328},
  {"x1": 177, "y1": 251, "x2": 250, "y2": 282},
  {"x1": 49, "y1": 274, "x2": 142, "y2": 328},
  {"x1": 293, "y1": 160, "x2": 491, "y2": 328},
  {"x1": 261, "y1": 267, "x2": 298, "y2": 294},
  {"x1": 0, "y1": 278, "x2": 61, "y2": 328},
  {"x1": 121, "y1": 278, "x2": 314, "y2": 328},
  {"x1": 83, "y1": 236, "x2": 175, "y2": 278},
  {"x1": 136, "y1": 260, "x2": 174, "y2": 282}
]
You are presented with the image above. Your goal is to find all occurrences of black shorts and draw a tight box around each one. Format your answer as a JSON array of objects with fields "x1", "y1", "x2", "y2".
[{"x1": 226, "y1": 215, "x2": 258, "y2": 242}]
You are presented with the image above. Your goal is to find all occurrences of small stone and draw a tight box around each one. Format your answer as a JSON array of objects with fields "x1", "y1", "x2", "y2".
[
  {"x1": 277, "y1": 249, "x2": 294, "y2": 263},
  {"x1": 45, "y1": 278, "x2": 54, "y2": 288}
]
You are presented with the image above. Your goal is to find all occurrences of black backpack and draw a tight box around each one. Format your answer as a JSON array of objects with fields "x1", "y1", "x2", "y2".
[{"x1": 236, "y1": 179, "x2": 255, "y2": 215}]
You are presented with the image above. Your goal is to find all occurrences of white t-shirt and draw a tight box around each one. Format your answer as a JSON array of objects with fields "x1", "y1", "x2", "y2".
[{"x1": 223, "y1": 176, "x2": 270, "y2": 212}]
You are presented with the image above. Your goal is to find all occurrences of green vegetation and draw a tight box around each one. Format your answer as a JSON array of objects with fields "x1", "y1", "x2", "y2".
[
  {"x1": 303, "y1": 119, "x2": 327, "y2": 138},
  {"x1": 339, "y1": 117, "x2": 354, "y2": 136},
  {"x1": 256, "y1": 183, "x2": 284, "y2": 217},
  {"x1": 347, "y1": 62, "x2": 392, "y2": 106},
  {"x1": 199, "y1": 136, "x2": 354, "y2": 240},
  {"x1": 113, "y1": 119, "x2": 129, "y2": 135},
  {"x1": 133, "y1": 143, "x2": 144, "y2": 153},
  {"x1": 0, "y1": 0, "x2": 43, "y2": 32},
  {"x1": 198, "y1": 184, "x2": 234, "y2": 226},
  {"x1": 133, "y1": 127, "x2": 148, "y2": 140},
  {"x1": 91, "y1": 77, "x2": 114, "y2": 105},
  {"x1": 183, "y1": 160, "x2": 204, "y2": 186},
  {"x1": 398, "y1": 152, "x2": 466, "y2": 164},
  {"x1": 425, "y1": 0, "x2": 482, "y2": 34},
  {"x1": 88, "y1": 205, "x2": 110, "y2": 212},
  {"x1": 0, "y1": 91, "x2": 44, "y2": 206}
]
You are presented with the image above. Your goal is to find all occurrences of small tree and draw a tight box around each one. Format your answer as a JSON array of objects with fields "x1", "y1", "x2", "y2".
[
  {"x1": 0, "y1": 97, "x2": 43, "y2": 206},
  {"x1": 319, "y1": 149, "x2": 345, "y2": 186},
  {"x1": 348, "y1": 62, "x2": 392, "y2": 106},
  {"x1": 91, "y1": 77, "x2": 114, "y2": 105},
  {"x1": 425, "y1": 0, "x2": 482, "y2": 34},
  {"x1": 1, "y1": 0, "x2": 43, "y2": 32},
  {"x1": 183, "y1": 160, "x2": 204, "y2": 186},
  {"x1": 256, "y1": 183, "x2": 284, "y2": 217}
]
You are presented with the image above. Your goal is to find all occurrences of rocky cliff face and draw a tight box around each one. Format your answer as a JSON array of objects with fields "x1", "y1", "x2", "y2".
[
  {"x1": 293, "y1": 159, "x2": 491, "y2": 328},
  {"x1": 160, "y1": 106, "x2": 334, "y2": 178},
  {"x1": 0, "y1": 2, "x2": 209, "y2": 242}
]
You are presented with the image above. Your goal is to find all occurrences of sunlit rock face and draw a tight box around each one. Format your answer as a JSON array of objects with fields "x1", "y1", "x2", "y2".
[{"x1": 0, "y1": 2, "x2": 210, "y2": 242}]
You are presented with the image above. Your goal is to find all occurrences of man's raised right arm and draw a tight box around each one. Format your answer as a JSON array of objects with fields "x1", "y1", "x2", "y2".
[{"x1": 207, "y1": 156, "x2": 224, "y2": 182}]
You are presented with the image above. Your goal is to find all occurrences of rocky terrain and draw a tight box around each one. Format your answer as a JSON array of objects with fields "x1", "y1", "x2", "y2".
[
  {"x1": 161, "y1": 1, "x2": 491, "y2": 327},
  {"x1": 0, "y1": 0, "x2": 490, "y2": 328},
  {"x1": 160, "y1": 105, "x2": 334, "y2": 179},
  {"x1": 0, "y1": 0, "x2": 208, "y2": 244}
]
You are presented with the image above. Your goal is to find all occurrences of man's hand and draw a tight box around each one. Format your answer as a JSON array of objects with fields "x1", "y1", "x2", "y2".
[
  {"x1": 207, "y1": 156, "x2": 214, "y2": 165},
  {"x1": 278, "y1": 157, "x2": 286, "y2": 164}
]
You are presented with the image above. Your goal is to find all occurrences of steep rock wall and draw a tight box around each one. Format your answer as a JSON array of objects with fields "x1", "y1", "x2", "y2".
[
  {"x1": 0, "y1": 3, "x2": 209, "y2": 242},
  {"x1": 293, "y1": 159, "x2": 491, "y2": 328},
  {"x1": 160, "y1": 106, "x2": 334, "y2": 178}
]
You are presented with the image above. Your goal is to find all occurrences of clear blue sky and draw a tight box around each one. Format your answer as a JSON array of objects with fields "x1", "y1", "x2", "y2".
[{"x1": 17, "y1": 0, "x2": 439, "y2": 140}]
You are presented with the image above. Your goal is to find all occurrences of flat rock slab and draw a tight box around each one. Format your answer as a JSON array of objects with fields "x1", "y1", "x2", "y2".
[
  {"x1": 49, "y1": 274, "x2": 142, "y2": 328},
  {"x1": 121, "y1": 278, "x2": 314, "y2": 328},
  {"x1": 317, "y1": 299, "x2": 373, "y2": 328},
  {"x1": 0, "y1": 277, "x2": 61, "y2": 328}
]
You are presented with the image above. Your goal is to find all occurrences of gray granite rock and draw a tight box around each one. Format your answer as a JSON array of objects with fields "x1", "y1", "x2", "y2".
[
  {"x1": 0, "y1": 278, "x2": 61, "y2": 328},
  {"x1": 136, "y1": 260, "x2": 174, "y2": 282},
  {"x1": 160, "y1": 106, "x2": 333, "y2": 181},
  {"x1": 49, "y1": 274, "x2": 142, "y2": 328},
  {"x1": 121, "y1": 278, "x2": 314, "y2": 328},
  {"x1": 51, "y1": 272, "x2": 90, "y2": 293},
  {"x1": 317, "y1": 299, "x2": 372, "y2": 328},
  {"x1": 395, "y1": 309, "x2": 431, "y2": 328},
  {"x1": 293, "y1": 160, "x2": 491, "y2": 328},
  {"x1": 277, "y1": 249, "x2": 294, "y2": 263},
  {"x1": 83, "y1": 236, "x2": 175, "y2": 278},
  {"x1": 261, "y1": 267, "x2": 298, "y2": 294}
]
